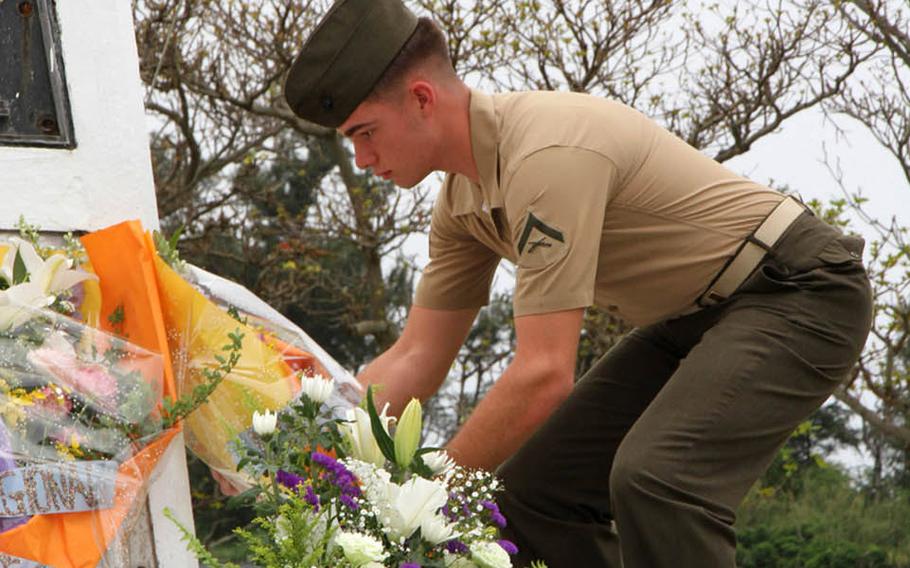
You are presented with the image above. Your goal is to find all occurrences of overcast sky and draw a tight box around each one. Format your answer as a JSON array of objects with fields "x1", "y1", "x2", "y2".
[{"x1": 728, "y1": 108, "x2": 909, "y2": 232}]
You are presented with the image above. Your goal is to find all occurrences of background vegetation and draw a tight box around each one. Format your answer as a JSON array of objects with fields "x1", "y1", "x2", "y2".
[{"x1": 132, "y1": 0, "x2": 910, "y2": 564}]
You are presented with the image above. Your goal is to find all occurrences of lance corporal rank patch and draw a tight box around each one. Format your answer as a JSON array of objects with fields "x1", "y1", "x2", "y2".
[{"x1": 516, "y1": 212, "x2": 567, "y2": 268}]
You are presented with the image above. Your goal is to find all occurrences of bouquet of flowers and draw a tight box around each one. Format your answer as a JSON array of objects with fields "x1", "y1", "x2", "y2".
[
  {"x1": 170, "y1": 381, "x2": 537, "y2": 568},
  {"x1": 0, "y1": 226, "x2": 178, "y2": 565},
  {"x1": 0, "y1": 220, "x2": 185, "y2": 567},
  {"x1": 0, "y1": 303, "x2": 165, "y2": 519}
]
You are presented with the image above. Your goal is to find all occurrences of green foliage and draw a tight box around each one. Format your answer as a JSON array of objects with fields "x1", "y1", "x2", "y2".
[
  {"x1": 15, "y1": 215, "x2": 46, "y2": 253},
  {"x1": 163, "y1": 507, "x2": 242, "y2": 568},
  {"x1": 233, "y1": 501, "x2": 336, "y2": 568},
  {"x1": 107, "y1": 303, "x2": 126, "y2": 338},
  {"x1": 161, "y1": 329, "x2": 244, "y2": 429},
  {"x1": 154, "y1": 227, "x2": 187, "y2": 272},
  {"x1": 757, "y1": 405, "x2": 860, "y2": 497},
  {"x1": 184, "y1": 451, "x2": 257, "y2": 561},
  {"x1": 737, "y1": 467, "x2": 910, "y2": 567},
  {"x1": 738, "y1": 525, "x2": 891, "y2": 568},
  {"x1": 11, "y1": 250, "x2": 27, "y2": 286},
  {"x1": 366, "y1": 386, "x2": 397, "y2": 465}
]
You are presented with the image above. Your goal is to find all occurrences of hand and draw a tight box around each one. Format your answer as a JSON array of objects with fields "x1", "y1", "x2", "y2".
[{"x1": 211, "y1": 468, "x2": 245, "y2": 496}]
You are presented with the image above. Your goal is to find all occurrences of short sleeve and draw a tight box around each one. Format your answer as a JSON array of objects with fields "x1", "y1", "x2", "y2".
[
  {"x1": 413, "y1": 198, "x2": 500, "y2": 310},
  {"x1": 506, "y1": 147, "x2": 616, "y2": 317}
]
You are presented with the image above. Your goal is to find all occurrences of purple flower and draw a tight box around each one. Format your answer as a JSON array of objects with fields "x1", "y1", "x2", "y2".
[
  {"x1": 276, "y1": 469, "x2": 305, "y2": 491},
  {"x1": 497, "y1": 539, "x2": 519, "y2": 555},
  {"x1": 445, "y1": 540, "x2": 469, "y2": 554},
  {"x1": 304, "y1": 484, "x2": 320, "y2": 510},
  {"x1": 400, "y1": 563, "x2": 421, "y2": 568},
  {"x1": 482, "y1": 499, "x2": 507, "y2": 527},
  {"x1": 481, "y1": 500, "x2": 500, "y2": 514},
  {"x1": 310, "y1": 451, "x2": 362, "y2": 503},
  {"x1": 339, "y1": 494, "x2": 359, "y2": 510},
  {"x1": 311, "y1": 451, "x2": 339, "y2": 470}
]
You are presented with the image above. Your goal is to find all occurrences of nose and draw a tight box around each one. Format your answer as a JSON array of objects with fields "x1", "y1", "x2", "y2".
[{"x1": 353, "y1": 141, "x2": 377, "y2": 170}]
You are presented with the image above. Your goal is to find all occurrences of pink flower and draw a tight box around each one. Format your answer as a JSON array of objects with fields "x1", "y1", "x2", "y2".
[
  {"x1": 27, "y1": 333, "x2": 118, "y2": 410},
  {"x1": 32, "y1": 386, "x2": 74, "y2": 418}
]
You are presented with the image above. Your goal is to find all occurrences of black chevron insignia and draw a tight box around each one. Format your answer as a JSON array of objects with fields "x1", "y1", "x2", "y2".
[{"x1": 518, "y1": 213, "x2": 564, "y2": 254}]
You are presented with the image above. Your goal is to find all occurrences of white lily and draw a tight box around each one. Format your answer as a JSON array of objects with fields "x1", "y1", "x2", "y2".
[
  {"x1": 2, "y1": 238, "x2": 96, "y2": 295},
  {"x1": 344, "y1": 459, "x2": 457, "y2": 544},
  {"x1": 341, "y1": 404, "x2": 393, "y2": 467},
  {"x1": 0, "y1": 282, "x2": 54, "y2": 331},
  {"x1": 383, "y1": 476, "x2": 449, "y2": 541},
  {"x1": 0, "y1": 238, "x2": 97, "y2": 331},
  {"x1": 420, "y1": 511, "x2": 459, "y2": 545},
  {"x1": 299, "y1": 374, "x2": 334, "y2": 404}
]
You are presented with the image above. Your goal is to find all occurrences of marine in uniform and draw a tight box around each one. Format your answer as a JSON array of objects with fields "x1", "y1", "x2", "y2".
[{"x1": 284, "y1": 0, "x2": 874, "y2": 566}]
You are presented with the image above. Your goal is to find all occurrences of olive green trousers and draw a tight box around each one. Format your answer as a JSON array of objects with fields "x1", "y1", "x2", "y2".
[{"x1": 497, "y1": 212, "x2": 873, "y2": 567}]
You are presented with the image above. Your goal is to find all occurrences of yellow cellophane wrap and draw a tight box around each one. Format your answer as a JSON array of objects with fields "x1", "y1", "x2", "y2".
[{"x1": 153, "y1": 257, "x2": 299, "y2": 487}]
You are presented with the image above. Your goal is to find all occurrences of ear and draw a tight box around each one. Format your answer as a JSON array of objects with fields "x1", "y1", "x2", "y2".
[{"x1": 409, "y1": 81, "x2": 436, "y2": 114}]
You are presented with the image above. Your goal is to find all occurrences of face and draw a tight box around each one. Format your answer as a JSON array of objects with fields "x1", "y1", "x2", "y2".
[{"x1": 338, "y1": 87, "x2": 436, "y2": 189}]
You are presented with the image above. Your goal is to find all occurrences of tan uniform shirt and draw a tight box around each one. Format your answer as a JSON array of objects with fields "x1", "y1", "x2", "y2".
[{"x1": 413, "y1": 90, "x2": 785, "y2": 326}]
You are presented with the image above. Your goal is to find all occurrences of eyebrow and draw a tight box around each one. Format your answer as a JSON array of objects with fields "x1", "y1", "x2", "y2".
[{"x1": 342, "y1": 122, "x2": 375, "y2": 138}]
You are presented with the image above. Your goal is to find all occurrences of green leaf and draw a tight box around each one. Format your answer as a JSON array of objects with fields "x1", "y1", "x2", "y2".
[
  {"x1": 12, "y1": 250, "x2": 28, "y2": 285},
  {"x1": 366, "y1": 386, "x2": 396, "y2": 464}
]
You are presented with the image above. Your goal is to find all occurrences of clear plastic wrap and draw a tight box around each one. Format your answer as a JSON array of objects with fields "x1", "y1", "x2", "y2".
[{"x1": 0, "y1": 305, "x2": 171, "y2": 567}]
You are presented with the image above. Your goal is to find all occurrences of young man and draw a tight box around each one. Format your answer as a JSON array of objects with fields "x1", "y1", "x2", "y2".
[{"x1": 284, "y1": 0, "x2": 873, "y2": 566}]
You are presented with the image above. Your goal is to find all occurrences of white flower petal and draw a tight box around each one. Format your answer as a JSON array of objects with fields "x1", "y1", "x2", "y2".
[
  {"x1": 300, "y1": 374, "x2": 335, "y2": 404},
  {"x1": 9, "y1": 238, "x2": 44, "y2": 277},
  {"x1": 342, "y1": 405, "x2": 391, "y2": 467},
  {"x1": 252, "y1": 409, "x2": 277, "y2": 436},
  {"x1": 420, "y1": 512, "x2": 458, "y2": 545},
  {"x1": 0, "y1": 284, "x2": 53, "y2": 330},
  {"x1": 471, "y1": 541, "x2": 513, "y2": 568},
  {"x1": 423, "y1": 450, "x2": 455, "y2": 476},
  {"x1": 334, "y1": 531, "x2": 386, "y2": 566},
  {"x1": 48, "y1": 267, "x2": 97, "y2": 295},
  {"x1": 386, "y1": 476, "x2": 448, "y2": 540}
]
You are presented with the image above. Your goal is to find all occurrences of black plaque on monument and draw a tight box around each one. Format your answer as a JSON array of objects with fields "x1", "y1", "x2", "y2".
[{"x1": 0, "y1": 0, "x2": 75, "y2": 148}]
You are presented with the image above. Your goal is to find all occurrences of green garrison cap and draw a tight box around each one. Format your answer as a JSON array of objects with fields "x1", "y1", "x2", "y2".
[{"x1": 285, "y1": 0, "x2": 418, "y2": 128}]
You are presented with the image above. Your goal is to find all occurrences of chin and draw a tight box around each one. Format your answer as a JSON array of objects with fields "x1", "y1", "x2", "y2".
[{"x1": 396, "y1": 170, "x2": 432, "y2": 190}]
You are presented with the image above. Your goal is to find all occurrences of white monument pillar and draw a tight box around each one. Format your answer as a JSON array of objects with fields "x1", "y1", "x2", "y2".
[{"x1": 0, "y1": 1, "x2": 197, "y2": 565}]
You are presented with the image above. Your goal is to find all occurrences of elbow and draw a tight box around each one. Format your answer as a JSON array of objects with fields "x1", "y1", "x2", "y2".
[
  {"x1": 542, "y1": 370, "x2": 574, "y2": 407},
  {"x1": 521, "y1": 368, "x2": 573, "y2": 429},
  {"x1": 518, "y1": 356, "x2": 575, "y2": 411}
]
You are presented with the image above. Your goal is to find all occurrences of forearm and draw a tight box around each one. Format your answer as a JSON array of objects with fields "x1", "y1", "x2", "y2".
[
  {"x1": 356, "y1": 306, "x2": 477, "y2": 415},
  {"x1": 446, "y1": 357, "x2": 573, "y2": 471},
  {"x1": 357, "y1": 344, "x2": 448, "y2": 415}
]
